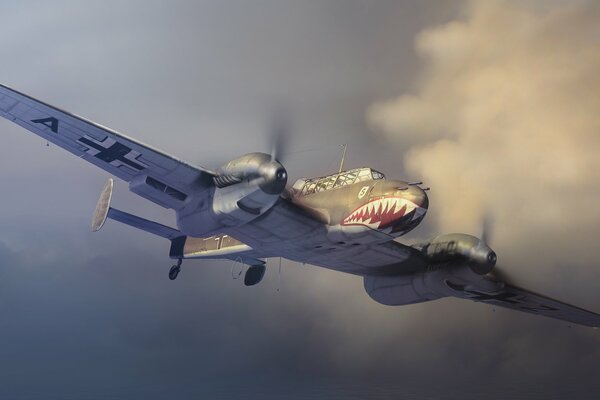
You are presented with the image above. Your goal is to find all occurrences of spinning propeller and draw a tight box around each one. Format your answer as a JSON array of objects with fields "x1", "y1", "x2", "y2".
[
  {"x1": 269, "y1": 109, "x2": 291, "y2": 164},
  {"x1": 477, "y1": 215, "x2": 514, "y2": 284},
  {"x1": 212, "y1": 110, "x2": 291, "y2": 194}
]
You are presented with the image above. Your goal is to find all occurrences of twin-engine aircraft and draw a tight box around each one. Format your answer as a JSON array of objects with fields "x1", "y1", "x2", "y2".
[{"x1": 1, "y1": 83, "x2": 598, "y2": 327}]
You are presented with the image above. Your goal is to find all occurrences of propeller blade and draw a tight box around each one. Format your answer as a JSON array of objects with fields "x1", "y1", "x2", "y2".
[
  {"x1": 475, "y1": 214, "x2": 515, "y2": 285},
  {"x1": 269, "y1": 108, "x2": 291, "y2": 163},
  {"x1": 488, "y1": 266, "x2": 515, "y2": 285},
  {"x1": 480, "y1": 214, "x2": 492, "y2": 245}
]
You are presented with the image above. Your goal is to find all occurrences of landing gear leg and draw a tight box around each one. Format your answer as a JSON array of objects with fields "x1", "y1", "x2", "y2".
[{"x1": 169, "y1": 259, "x2": 182, "y2": 281}]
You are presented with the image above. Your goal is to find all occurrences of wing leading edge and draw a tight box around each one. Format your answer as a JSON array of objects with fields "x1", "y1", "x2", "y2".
[
  {"x1": 0, "y1": 84, "x2": 216, "y2": 210},
  {"x1": 446, "y1": 279, "x2": 600, "y2": 327}
]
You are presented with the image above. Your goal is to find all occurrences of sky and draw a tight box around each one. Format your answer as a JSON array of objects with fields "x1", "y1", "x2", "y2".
[{"x1": 0, "y1": 1, "x2": 599, "y2": 399}]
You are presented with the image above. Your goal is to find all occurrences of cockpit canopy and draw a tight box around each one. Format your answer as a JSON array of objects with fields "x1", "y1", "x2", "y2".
[{"x1": 292, "y1": 167, "x2": 385, "y2": 196}]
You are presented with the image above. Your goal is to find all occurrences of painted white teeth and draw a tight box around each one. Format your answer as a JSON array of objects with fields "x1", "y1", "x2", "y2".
[{"x1": 343, "y1": 197, "x2": 422, "y2": 227}]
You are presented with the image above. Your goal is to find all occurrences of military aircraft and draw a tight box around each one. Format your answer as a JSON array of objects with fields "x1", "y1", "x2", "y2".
[{"x1": 1, "y1": 83, "x2": 598, "y2": 327}]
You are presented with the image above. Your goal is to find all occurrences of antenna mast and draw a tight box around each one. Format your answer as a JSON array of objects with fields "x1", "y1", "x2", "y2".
[{"x1": 338, "y1": 144, "x2": 348, "y2": 173}]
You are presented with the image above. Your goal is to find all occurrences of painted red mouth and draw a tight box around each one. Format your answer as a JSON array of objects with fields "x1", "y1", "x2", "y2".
[{"x1": 342, "y1": 196, "x2": 422, "y2": 229}]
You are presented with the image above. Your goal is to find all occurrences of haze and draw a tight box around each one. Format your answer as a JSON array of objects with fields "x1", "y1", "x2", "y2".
[{"x1": 0, "y1": 1, "x2": 598, "y2": 399}]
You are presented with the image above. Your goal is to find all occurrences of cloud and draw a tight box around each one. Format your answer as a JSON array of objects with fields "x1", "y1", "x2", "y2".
[
  {"x1": 1, "y1": 1, "x2": 599, "y2": 398},
  {"x1": 368, "y1": 0, "x2": 600, "y2": 286}
]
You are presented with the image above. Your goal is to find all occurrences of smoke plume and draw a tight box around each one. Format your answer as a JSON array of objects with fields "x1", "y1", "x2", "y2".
[{"x1": 369, "y1": 0, "x2": 600, "y2": 286}]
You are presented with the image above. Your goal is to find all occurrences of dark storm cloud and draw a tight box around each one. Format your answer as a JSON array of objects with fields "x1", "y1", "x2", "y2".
[{"x1": 0, "y1": 1, "x2": 598, "y2": 399}]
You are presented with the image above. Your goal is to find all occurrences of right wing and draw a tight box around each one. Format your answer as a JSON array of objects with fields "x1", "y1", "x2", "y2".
[
  {"x1": 305, "y1": 239, "x2": 429, "y2": 276},
  {"x1": 0, "y1": 84, "x2": 216, "y2": 210},
  {"x1": 446, "y1": 279, "x2": 600, "y2": 327}
]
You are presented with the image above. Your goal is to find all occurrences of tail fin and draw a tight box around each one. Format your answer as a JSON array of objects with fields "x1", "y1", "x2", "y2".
[{"x1": 92, "y1": 178, "x2": 114, "y2": 232}]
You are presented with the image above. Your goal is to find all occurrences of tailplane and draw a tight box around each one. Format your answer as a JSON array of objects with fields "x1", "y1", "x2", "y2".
[
  {"x1": 91, "y1": 179, "x2": 266, "y2": 285},
  {"x1": 92, "y1": 178, "x2": 181, "y2": 239}
]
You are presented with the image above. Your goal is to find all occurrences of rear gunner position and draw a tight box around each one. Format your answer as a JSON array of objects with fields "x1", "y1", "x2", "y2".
[{"x1": 1, "y1": 84, "x2": 598, "y2": 327}]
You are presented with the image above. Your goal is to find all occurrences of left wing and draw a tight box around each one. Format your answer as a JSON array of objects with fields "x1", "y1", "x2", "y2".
[{"x1": 0, "y1": 84, "x2": 216, "y2": 210}]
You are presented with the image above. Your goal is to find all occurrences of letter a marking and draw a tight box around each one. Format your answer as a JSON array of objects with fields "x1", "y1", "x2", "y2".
[{"x1": 31, "y1": 117, "x2": 59, "y2": 133}]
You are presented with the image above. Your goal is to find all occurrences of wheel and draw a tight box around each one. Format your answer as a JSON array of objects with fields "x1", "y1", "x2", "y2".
[
  {"x1": 244, "y1": 264, "x2": 266, "y2": 286},
  {"x1": 169, "y1": 265, "x2": 180, "y2": 280}
]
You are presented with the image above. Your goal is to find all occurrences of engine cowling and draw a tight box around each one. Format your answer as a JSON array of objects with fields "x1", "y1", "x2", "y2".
[
  {"x1": 211, "y1": 152, "x2": 287, "y2": 223},
  {"x1": 419, "y1": 233, "x2": 497, "y2": 275},
  {"x1": 177, "y1": 152, "x2": 288, "y2": 236},
  {"x1": 214, "y1": 152, "x2": 287, "y2": 194}
]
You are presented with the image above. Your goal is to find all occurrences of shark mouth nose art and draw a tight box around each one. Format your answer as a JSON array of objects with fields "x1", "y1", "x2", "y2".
[{"x1": 342, "y1": 197, "x2": 425, "y2": 229}]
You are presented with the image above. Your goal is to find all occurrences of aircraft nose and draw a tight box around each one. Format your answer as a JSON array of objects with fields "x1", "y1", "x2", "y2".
[
  {"x1": 411, "y1": 187, "x2": 428, "y2": 223},
  {"x1": 410, "y1": 186, "x2": 429, "y2": 210}
]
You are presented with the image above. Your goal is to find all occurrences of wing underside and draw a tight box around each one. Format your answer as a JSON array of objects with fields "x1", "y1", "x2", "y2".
[
  {"x1": 305, "y1": 239, "x2": 428, "y2": 276},
  {"x1": 447, "y1": 279, "x2": 600, "y2": 327},
  {"x1": 0, "y1": 84, "x2": 215, "y2": 209}
]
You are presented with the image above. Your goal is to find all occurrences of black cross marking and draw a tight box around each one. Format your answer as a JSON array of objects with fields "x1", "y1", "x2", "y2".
[
  {"x1": 447, "y1": 281, "x2": 520, "y2": 305},
  {"x1": 467, "y1": 291, "x2": 559, "y2": 312},
  {"x1": 446, "y1": 280, "x2": 558, "y2": 312},
  {"x1": 78, "y1": 136, "x2": 145, "y2": 171},
  {"x1": 31, "y1": 117, "x2": 59, "y2": 133},
  {"x1": 464, "y1": 290, "x2": 521, "y2": 304},
  {"x1": 519, "y1": 304, "x2": 558, "y2": 312}
]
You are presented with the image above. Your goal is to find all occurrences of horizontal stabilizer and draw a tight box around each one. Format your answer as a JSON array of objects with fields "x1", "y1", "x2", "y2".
[
  {"x1": 106, "y1": 208, "x2": 181, "y2": 240},
  {"x1": 92, "y1": 178, "x2": 181, "y2": 239},
  {"x1": 89, "y1": 179, "x2": 264, "y2": 265}
]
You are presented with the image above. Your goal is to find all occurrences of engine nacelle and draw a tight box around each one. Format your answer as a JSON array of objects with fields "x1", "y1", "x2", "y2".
[
  {"x1": 176, "y1": 153, "x2": 288, "y2": 236},
  {"x1": 364, "y1": 265, "x2": 503, "y2": 306},
  {"x1": 366, "y1": 235, "x2": 498, "y2": 306},
  {"x1": 418, "y1": 233, "x2": 497, "y2": 275}
]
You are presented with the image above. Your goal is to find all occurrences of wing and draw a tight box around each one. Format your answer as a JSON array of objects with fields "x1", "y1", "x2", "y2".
[
  {"x1": 446, "y1": 279, "x2": 600, "y2": 327},
  {"x1": 306, "y1": 239, "x2": 429, "y2": 276},
  {"x1": 0, "y1": 84, "x2": 216, "y2": 209}
]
